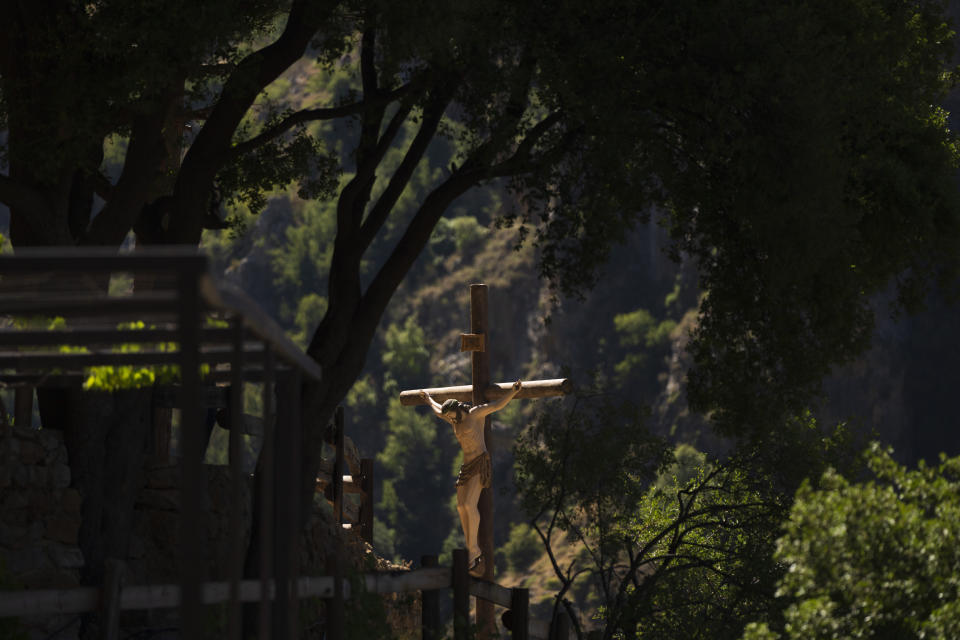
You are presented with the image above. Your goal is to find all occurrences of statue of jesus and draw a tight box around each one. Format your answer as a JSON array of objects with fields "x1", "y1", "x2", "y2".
[{"x1": 420, "y1": 380, "x2": 523, "y2": 577}]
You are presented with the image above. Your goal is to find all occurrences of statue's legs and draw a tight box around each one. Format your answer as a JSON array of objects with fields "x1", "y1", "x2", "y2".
[{"x1": 456, "y1": 474, "x2": 484, "y2": 563}]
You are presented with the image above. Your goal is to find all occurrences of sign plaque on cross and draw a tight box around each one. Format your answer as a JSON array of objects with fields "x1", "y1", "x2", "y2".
[{"x1": 399, "y1": 283, "x2": 571, "y2": 636}]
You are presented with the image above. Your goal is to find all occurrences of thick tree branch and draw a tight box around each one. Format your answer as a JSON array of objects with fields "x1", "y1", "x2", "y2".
[
  {"x1": 92, "y1": 172, "x2": 114, "y2": 201},
  {"x1": 0, "y1": 173, "x2": 50, "y2": 221},
  {"x1": 181, "y1": 106, "x2": 214, "y2": 121},
  {"x1": 475, "y1": 111, "x2": 567, "y2": 180},
  {"x1": 355, "y1": 26, "x2": 382, "y2": 172},
  {"x1": 358, "y1": 87, "x2": 455, "y2": 252},
  {"x1": 169, "y1": 0, "x2": 330, "y2": 243},
  {"x1": 329, "y1": 25, "x2": 387, "y2": 243},
  {"x1": 513, "y1": 111, "x2": 564, "y2": 159},
  {"x1": 353, "y1": 166, "x2": 485, "y2": 345},
  {"x1": 467, "y1": 50, "x2": 536, "y2": 166},
  {"x1": 308, "y1": 33, "x2": 411, "y2": 367},
  {"x1": 82, "y1": 105, "x2": 172, "y2": 246},
  {"x1": 226, "y1": 82, "x2": 416, "y2": 161}
]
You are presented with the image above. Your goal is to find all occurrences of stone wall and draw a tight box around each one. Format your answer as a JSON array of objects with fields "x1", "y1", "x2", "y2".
[
  {"x1": 0, "y1": 426, "x2": 84, "y2": 639},
  {"x1": 130, "y1": 463, "x2": 254, "y2": 582},
  {"x1": 0, "y1": 423, "x2": 407, "y2": 640}
]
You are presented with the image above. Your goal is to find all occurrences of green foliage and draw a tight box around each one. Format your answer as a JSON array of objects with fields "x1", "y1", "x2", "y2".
[
  {"x1": 12, "y1": 316, "x2": 66, "y2": 331},
  {"x1": 514, "y1": 396, "x2": 865, "y2": 639},
  {"x1": 346, "y1": 375, "x2": 378, "y2": 412},
  {"x1": 376, "y1": 399, "x2": 456, "y2": 561},
  {"x1": 505, "y1": 0, "x2": 960, "y2": 441},
  {"x1": 515, "y1": 395, "x2": 670, "y2": 538},
  {"x1": 381, "y1": 316, "x2": 430, "y2": 393},
  {"x1": 269, "y1": 197, "x2": 337, "y2": 313},
  {"x1": 342, "y1": 568, "x2": 420, "y2": 640},
  {"x1": 613, "y1": 309, "x2": 675, "y2": 350},
  {"x1": 652, "y1": 443, "x2": 707, "y2": 493},
  {"x1": 621, "y1": 457, "x2": 785, "y2": 640},
  {"x1": 3, "y1": 0, "x2": 282, "y2": 177},
  {"x1": 745, "y1": 443, "x2": 960, "y2": 640},
  {"x1": 612, "y1": 308, "x2": 677, "y2": 389},
  {"x1": 217, "y1": 117, "x2": 341, "y2": 212},
  {"x1": 81, "y1": 322, "x2": 217, "y2": 391},
  {"x1": 83, "y1": 343, "x2": 180, "y2": 392},
  {"x1": 447, "y1": 216, "x2": 489, "y2": 254},
  {"x1": 501, "y1": 522, "x2": 542, "y2": 573},
  {"x1": 292, "y1": 292, "x2": 328, "y2": 348},
  {"x1": 514, "y1": 394, "x2": 670, "y2": 636}
]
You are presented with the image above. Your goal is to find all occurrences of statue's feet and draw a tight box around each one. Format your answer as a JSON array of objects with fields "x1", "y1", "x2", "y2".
[{"x1": 469, "y1": 553, "x2": 484, "y2": 578}]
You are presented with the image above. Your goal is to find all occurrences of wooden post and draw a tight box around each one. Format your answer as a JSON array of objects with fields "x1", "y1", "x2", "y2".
[
  {"x1": 327, "y1": 549, "x2": 345, "y2": 640},
  {"x1": 333, "y1": 406, "x2": 344, "y2": 524},
  {"x1": 470, "y1": 284, "x2": 496, "y2": 637},
  {"x1": 150, "y1": 406, "x2": 172, "y2": 464},
  {"x1": 510, "y1": 588, "x2": 529, "y2": 640},
  {"x1": 452, "y1": 548, "x2": 470, "y2": 640},
  {"x1": 421, "y1": 555, "x2": 441, "y2": 640},
  {"x1": 13, "y1": 386, "x2": 32, "y2": 428},
  {"x1": 258, "y1": 345, "x2": 275, "y2": 640},
  {"x1": 101, "y1": 558, "x2": 125, "y2": 640},
  {"x1": 274, "y1": 368, "x2": 302, "y2": 640},
  {"x1": 177, "y1": 270, "x2": 204, "y2": 640},
  {"x1": 359, "y1": 458, "x2": 374, "y2": 544},
  {"x1": 227, "y1": 317, "x2": 244, "y2": 640},
  {"x1": 288, "y1": 369, "x2": 302, "y2": 640}
]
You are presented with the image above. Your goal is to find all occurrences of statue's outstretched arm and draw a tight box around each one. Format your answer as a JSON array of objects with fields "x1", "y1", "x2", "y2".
[
  {"x1": 419, "y1": 390, "x2": 445, "y2": 417},
  {"x1": 472, "y1": 380, "x2": 522, "y2": 418}
]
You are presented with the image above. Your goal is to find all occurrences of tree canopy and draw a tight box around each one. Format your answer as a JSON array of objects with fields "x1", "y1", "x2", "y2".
[
  {"x1": 744, "y1": 443, "x2": 960, "y2": 640},
  {"x1": 2, "y1": 0, "x2": 959, "y2": 512}
]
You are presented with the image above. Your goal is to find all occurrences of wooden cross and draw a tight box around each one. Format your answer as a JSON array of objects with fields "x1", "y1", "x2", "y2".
[{"x1": 399, "y1": 283, "x2": 571, "y2": 635}]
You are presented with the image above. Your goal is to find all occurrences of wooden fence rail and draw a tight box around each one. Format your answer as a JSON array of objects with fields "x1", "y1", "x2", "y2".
[
  {"x1": 0, "y1": 550, "x2": 573, "y2": 639},
  {"x1": 317, "y1": 406, "x2": 375, "y2": 543}
]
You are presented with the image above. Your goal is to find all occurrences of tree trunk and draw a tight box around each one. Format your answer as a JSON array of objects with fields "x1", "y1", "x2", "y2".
[{"x1": 38, "y1": 388, "x2": 154, "y2": 638}]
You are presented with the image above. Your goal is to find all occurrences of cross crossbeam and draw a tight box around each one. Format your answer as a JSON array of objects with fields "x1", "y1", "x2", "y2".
[{"x1": 398, "y1": 378, "x2": 571, "y2": 406}]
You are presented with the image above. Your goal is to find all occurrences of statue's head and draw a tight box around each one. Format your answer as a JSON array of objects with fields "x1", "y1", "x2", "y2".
[{"x1": 441, "y1": 399, "x2": 470, "y2": 423}]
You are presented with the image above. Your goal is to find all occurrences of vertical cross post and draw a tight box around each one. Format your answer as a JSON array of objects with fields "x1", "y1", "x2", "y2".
[
  {"x1": 421, "y1": 554, "x2": 441, "y2": 640},
  {"x1": 469, "y1": 284, "x2": 496, "y2": 636}
]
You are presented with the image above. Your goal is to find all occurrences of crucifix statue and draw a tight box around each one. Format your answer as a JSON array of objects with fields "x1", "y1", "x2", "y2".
[
  {"x1": 419, "y1": 379, "x2": 523, "y2": 577},
  {"x1": 399, "y1": 283, "x2": 571, "y2": 635}
]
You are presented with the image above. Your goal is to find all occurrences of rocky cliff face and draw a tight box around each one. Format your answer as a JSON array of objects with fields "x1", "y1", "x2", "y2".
[{"x1": 817, "y1": 290, "x2": 960, "y2": 464}]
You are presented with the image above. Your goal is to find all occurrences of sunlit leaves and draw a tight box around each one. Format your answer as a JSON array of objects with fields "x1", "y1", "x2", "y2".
[{"x1": 748, "y1": 444, "x2": 960, "y2": 639}]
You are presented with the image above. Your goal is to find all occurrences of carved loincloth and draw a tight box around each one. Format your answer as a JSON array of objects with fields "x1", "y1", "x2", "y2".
[{"x1": 456, "y1": 451, "x2": 491, "y2": 488}]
